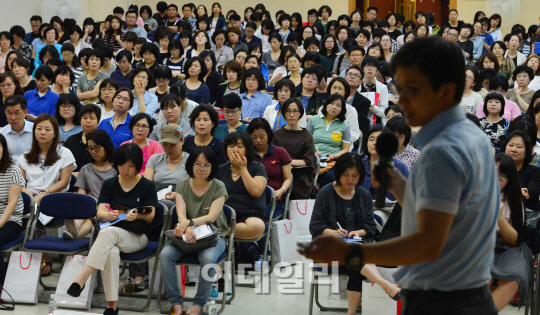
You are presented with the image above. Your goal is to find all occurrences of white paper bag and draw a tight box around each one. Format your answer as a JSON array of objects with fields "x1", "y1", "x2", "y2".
[
  {"x1": 55, "y1": 255, "x2": 95, "y2": 309},
  {"x1": 327, "y1": 277, "x2": 348, "y2": 300},
  {"x1": 271, "y1": 218, "x2": 303, "y2": 266},
  {"x1": 148, "y1": 257, "x2": 185, "y2": 296},
  {"x1": 1, "y1": 251, "x2": 42, "y2": 304},
  {"x1": 362, "y1": 281, "x2": 402, "y2": 315},
  {"x1": 289, "y1": 200, "x2": 315, "y2": 242}
]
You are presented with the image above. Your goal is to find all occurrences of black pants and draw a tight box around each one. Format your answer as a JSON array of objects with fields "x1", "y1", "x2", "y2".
[
  {"x1": 338, "y1": 265, "x2": 366, "y2": 292},
  {"x1": 401, "y1": 286, "x2": 497, "y2": 315},
  {"x1": 0, "y1": 221, "x2": 22, "y2": 286}
]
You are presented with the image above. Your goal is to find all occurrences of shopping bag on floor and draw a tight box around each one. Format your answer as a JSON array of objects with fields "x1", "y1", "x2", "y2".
[
  {"x1": 289, "y1": 200, "x2": 315, "y2": 242},
  {"x1": 55, "y1": 255, "x2": 95, "y2": 309},
  {"x1": 327, "y1": 277, "x2": 348, "y2": 300},
  {"x1": 1, "y1": 251, "x2": 42, "y2": 304},
  {"x1": 271, "y1": 218, "x2": 303, "y2": 266},
  {"x1": 362, "y1": 280, "x2": 402, "y2": 315},
  {"x1": 148, "y1": 257, "x2": 185, "y2": 296}
]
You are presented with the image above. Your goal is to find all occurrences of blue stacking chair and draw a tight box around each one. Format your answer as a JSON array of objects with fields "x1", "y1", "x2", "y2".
[
  {"x1": 68, "y1": 174, "x2": 77, "y2": 192},
  {"x1": 1, "y1": 192, "x2": 34, "y2": 253},
  {"x1": 93, "y1": 202, "x2": 169, "y2": 312},
  {"x1": 157, "y1": 205, "x2": 236, "y2": 315},
  {"x1": 23, "y1": 193, "x2": 97, "y2": 290},
  {"x1": 228, "y1": 187, "x2": 276, "y2": 298}
]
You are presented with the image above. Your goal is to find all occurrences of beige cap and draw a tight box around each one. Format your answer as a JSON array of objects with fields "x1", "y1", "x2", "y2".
[{"x1": 159, "y1": 124, "x2": 184, "y2": 144}]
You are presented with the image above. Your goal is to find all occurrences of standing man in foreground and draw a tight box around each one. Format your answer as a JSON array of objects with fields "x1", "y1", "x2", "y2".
[{"x1": 300, "y1": 36, "x2": 499, "y2": 314}]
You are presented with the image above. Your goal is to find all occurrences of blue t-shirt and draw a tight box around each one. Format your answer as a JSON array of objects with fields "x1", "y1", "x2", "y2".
[
  {"x1": 184, "y1": 82, "x2": 210, "y2": 104},
  {"x1": 110, "y1": 69, "x2": 134, "y2": 89},
  {"x1": 24, "y1": 88, "x2": 59, "y2": 117},
  {"x1": 394, "y1": 105, "x2": 499, "y2": 291},
  {"x1": 477, "y1": 33, "x2": 494, "y2": 54},
  {"x1": 97, "y1": 114, "x2": 134, "y2": 149}
]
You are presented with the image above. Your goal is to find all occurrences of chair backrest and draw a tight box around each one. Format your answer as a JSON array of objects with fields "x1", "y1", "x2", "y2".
[
  {"x1": 68, "y1": 174, "x2": 77, "y2": 193},
  {"x1": 150, "y1": 202, "x2": 166, "y2": 227},
  {"x1": 265, "y1": 186, "x2": 273, "y2": 207},
  {"x1": 21, "y1": 192, "x2": 33, "y2": 216},
  {"x1": 38, "y1": 193, "x2": 97, "y2": 219}
]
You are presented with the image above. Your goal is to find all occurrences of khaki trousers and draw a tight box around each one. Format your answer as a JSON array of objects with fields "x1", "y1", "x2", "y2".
[{"x1": 86, "y1": 227, "x2": 148, "y2": 301}]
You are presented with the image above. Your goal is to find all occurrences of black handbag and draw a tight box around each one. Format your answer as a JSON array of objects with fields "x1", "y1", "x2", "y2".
[{"x1": 166, "y1": 224, "x2": 220, "y2": 253}]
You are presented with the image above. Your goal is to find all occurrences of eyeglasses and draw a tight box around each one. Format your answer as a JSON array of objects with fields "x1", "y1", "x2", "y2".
[
  {"x1": 350, "y1": 53, "x2": 363, "y2": 58},
  {"x1": 346, "y1": 72, "x2": 361, "y2": 79},
  {"x1": 332, "y1": 86, "x2": 345, "y2": 91},
  {"x1": 498, "y1": 173, "x2": 508, "y2": 183},
  {"x1": 134, "y1": 124, "x2": 150, "y2": 130},
  {"x1": 135, "y1": 75, "x2": 148, "y2": 80},
  {"x1": 364, "y1": 65, "x2": 376, "y2": 69},
  {"x1": 87, "y1": 145, "x2": 103, "y2": 153},
  {"x1": 101, "y1": 88, "x2": 116, "y2": 93},
  {"x1": 223, "y1": 109, "x2": 240, "y2": 116},
  {"x1": 303, "y1": 75, "x2": 317, "y2": 82},
  {"x1": 60, "y1": 104, "x2": 75, "y2": 109},
  {"x1": 380, "y1": 39, "x2": 391, "y2": 42},
  {"x1": 156, "y1": 79, "x2": 169, "y2": 84},
  {"x1": 447, "y1": 33, "x2": 458, "y2": 37},
  {"x1": 115, "y1": 95, "x2": 130, "y2": 103},
  {"x1": 194, "y1": 162, "x2": 212, "y2": 170},
  {"x1": 465, "y1": 76, "x2": 474, "y2": 81},
  {"x1": 5, "y1": 111, "x2": 23, "y2": 118}
]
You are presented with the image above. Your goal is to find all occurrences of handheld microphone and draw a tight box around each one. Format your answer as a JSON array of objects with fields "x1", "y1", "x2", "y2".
[{"x1": 374, "y1": 132, "x2": 399, "y2": 208}]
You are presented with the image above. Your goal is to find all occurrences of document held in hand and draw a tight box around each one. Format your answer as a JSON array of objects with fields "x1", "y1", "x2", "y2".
[
  {"x1": 99, "y1": 208, "x2": 136, "y2": 229},
  {"x1": 182, "y1": 224, "x2": 214, "y2": 241}
]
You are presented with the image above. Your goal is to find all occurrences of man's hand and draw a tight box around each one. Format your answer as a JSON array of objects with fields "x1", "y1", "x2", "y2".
[
  {"x1": 371, "y1": 166, "x2": 407, "y2": 203},
  {"x1": 298, "y1": 235, "x2": 351, "y2": 265}
]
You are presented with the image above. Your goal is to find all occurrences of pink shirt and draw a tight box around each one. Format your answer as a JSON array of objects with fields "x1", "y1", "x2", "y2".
[
  {"x1": 476, "y1": 98, "x2": 522, "y2": 121},
  {"x1": 121, "y1": 139, "x2": 164, "y2": 174}
]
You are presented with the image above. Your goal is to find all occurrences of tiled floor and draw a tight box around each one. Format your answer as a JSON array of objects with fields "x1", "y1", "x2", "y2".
[{"x1": 5, "y1": 258, "x2": 526, "y2": 314}]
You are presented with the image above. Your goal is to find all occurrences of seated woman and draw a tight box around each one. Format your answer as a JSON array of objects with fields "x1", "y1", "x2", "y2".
[
  {"x1": 199, "y1": 50, "x2": 223, "y2": 105},
  {"x1": 310, "y1": 153, "x2": 401, "y2": 314},
  {"x1": 50, "y1": 66, "x2": 77, "y2": 96},
  {"x1": 67, "y1": 129, "x2": 117, "y2": 240},
  {"x1": 247, "y1": 118, "x2": 292, "y2": 216},
  {"x1": 120, "y1": 113, "x2": 164, "y2": 174},
  {"x1": 246, "y1": 43, "x2": 269, "y2": 82},
  {"x1": 97, "y1": 88, "x2": 135, "y2": 149},
  {"x1": 149, "y1": 94, "x2": 192, "y2": 142},
  {"x1": 503, "y1": 130, "x2": 540, "y2": 211},
  {"x1": 385, "y1": 116, "x2": 420, "y2": 171},
  {"x1": 130, "y1": 66, "x2": 159, "y2": 117},
  {"x1": 76, "y1": 49, "x2": 109, "y2": 105},
  {"x1": 0, "y1": 134, "x2": 26, "y2": 286},
  {"x1": 0, "y1": 72, "x2": 25, "y2": 127},
  {"x1": 217, "y1": 132, "x2": 267, "y2": 240},
  {"x1": 479, "y1": 92, "x2": 508, "y2": 149},
  {"x1": 215, "y1": 93, "x2": 248, "y2": 140},
  {"x1": 361, "y1": 126, "x2": 409, "y2": 201},
  {"x1": 306, "y1": 94, "x2": 352, "y2": 188},
  {"x1": 55, "y1": 93, "x2": 83, "y2": 144},
  {"x1": 12, "y1": 57, "x2": 37, "y2": 92},
  {"x1": 18, "y1": 114, "x2": 76, "y2": 277},
  {"x1": 183, "y1": 104, "x2": 226, "y2": 165},
  {"x1": 95, "y1": 79, "x2": 119, "y2": 123},
  {"x1": 490, "y1": 153, "x2": 533, "y2": 312},
  {"x1": 65, "y1": 104, "x2": 101, "y2": 173},
  {"x1": 239, "y1": 68, "x2": 272, "y2": 122},
  {"x1": 161, "y1": 146, "x2": 228, "y2": 315},
  {"x1": 67, "y1": 143, "x2": 158, "y2": 315},
  {"x1": 215, "y1": 60, "x2": 244, "y2": 109},
  {"x1": 273, "y1": 98, "x2": 317, "y2": 199},
  {"x1": 263, "y1": 79, "x2": 307, "y2": 130},
  {"x1": 144, "y1": 123, "x2": 190, "y2": 199},
  {"x1": 182, "y1": 56, "x2": 211, "y2": 104},
  {"x1": 506, "y1": 65, "x2": 535, "y2": 113},
  {"x1": 268, "y1": 46, "x2": 297, "y2": 86}
]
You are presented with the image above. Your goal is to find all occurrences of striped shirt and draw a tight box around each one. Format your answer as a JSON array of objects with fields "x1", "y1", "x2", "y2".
[{"x1": 0, "y1": 165, "x2": 26, "y2": 226}]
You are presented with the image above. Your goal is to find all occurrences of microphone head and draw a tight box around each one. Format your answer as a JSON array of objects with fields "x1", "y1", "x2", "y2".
[{"x1": 375, "y1": 132, "x2": 399, "y2": 158}]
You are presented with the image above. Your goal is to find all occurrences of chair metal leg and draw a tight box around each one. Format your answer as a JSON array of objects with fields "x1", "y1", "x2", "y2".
[
  {"x1": 309, "y1": 274, "x2": 315, "y2": 315},
  {"x1": 228, "y1": 256, "x2": 237, "y2": 303},
  {"x1": 313, "y1": 273, "x2": 353, "y2": 313}
]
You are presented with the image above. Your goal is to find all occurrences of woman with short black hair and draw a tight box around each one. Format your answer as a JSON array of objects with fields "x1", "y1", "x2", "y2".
[
  {"x1": 67, "y1": 143, "x2": 158, "y2": 315},
  {"x1": 502, "y1": 130, "x2": 540, "y2": 211},
  {"x1": 55, "y1": 93, "x2": 82, "y2": 143},
  {"x1": 121, "y1": 112, "x2": 163, "y2": 174},
  {"x1": 217, "y1": 131, "x2": 267, "y2": 241},
  {"x1": 183, "y1": 104, "x2": 225, "y2": 165},
  {"x1": 385, "y1": 116, "x2": 420, "y2": 171},
  {"x1": 129, "y1": 66, "x2": 158, "y2": 116},
  {"x1": 161, "y1": 145, "x2": 227, "y2": 315},
  {"x1": 479, "y1": 92, "x2": 508, "y2": 148},
  {"x1": 65, "y1": 104, "x2": 101, "y2": 173},
  {"x1": 310, "y1": 152, "x2": 401, "y2": 313},
  {"x1": 507, "y1": 65, "x2": 536, "y2": 112},
  {"x1": 239, "y1": 68, "x2": 271, "y2": 121},
  {"x1": 199, "y1": 50, "x2": 223, "y2": 105}
]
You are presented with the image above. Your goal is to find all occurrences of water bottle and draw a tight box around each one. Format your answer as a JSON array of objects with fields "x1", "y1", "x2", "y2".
[
  {"x1": 210, "y1": 279, "x2": 218, "y2": 299},
  {"x1": 48, "y1": 294, "x2": 56, "y2": 314},
  {"x1": 226, "y1": 272, "x2": 232, "y2": 299},
  {"x1": 208, "y1": 300, "x2": 218, "y2": 315}
]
